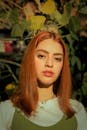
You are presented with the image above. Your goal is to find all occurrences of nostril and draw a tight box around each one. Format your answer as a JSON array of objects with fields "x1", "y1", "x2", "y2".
[{"x1": 45, "y1": 60, "x2": 53, "y2": 67}]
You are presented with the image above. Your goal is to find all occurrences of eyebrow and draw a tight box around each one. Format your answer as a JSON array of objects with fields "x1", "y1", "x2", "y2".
[{"x1": 35, "y1": 49, "x2": 63, "y2": 56}]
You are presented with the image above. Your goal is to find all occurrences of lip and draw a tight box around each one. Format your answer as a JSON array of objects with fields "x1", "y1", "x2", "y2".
[{"x1": 43, "y1": 70, "x2": 54, "y2": 77}]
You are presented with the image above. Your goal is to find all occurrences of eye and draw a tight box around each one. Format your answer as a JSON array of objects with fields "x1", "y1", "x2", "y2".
[
  {"x1": 54, "y1": 57, "x2": 62, "y2": 62},
  {"x1": 37, "y1": 54, "x2": 46, "y2": 59}
]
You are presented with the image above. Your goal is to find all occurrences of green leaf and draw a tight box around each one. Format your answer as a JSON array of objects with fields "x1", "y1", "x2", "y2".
[
  {"x1": 81, "y1": 85, "x2": 87, "y2": 96},
  {"x1": 71, "y1": 56, "x2": 76, "y2": 67},
  {"x1": 60, "y1": 13, "x2": 69, "y2": 25},
  {"x1": 9, "y1": 8, "x2": 19, "y2": 24},
  {"x1": 11, "y1": 19, "x2": 28, "y2": 37},
  {"x1": 64, "y1": 2, "x2": 72, "y2": 17},
  {"x1": 52, "y1": 10, "x2": 62, "y2": 23},
  {"x1": 55, "y1": 11, "x2": 69, "y2": 26},
  {"x1": 68, "y1": 16, "x2": 81, "y2": 32},
  {"x1": 54, "y1": 2, "x2": 72, "y2": 26},
  {"x1": 71, "y1": 56, "x2": 81, "y2": 70},
  {"x1": 0, "y1": 12, "x2": 7, "y2": 19},
  {"x1": 66, "y1": 34, "x2": 74, "y2": 45},
  {"x1": 11, "y1": 23, "x2": 25, "y2": 37},
  {"x1": 75, "y1": 56, "x2": 82, "y2": 70},
  {"x1": 83, "y1": 72, "x2": 87, "y2": 77},
  {"x1": 70, "y1": 31, "x2": 79, "y2": 41},
  {"x1": 79, "y1": 6, "x2": 87, "y2": 15}
]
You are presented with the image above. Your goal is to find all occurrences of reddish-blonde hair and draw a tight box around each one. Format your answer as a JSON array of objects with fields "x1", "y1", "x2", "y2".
[{"x1": 11, "y1": 31, "x2": 75, "y2": 117}]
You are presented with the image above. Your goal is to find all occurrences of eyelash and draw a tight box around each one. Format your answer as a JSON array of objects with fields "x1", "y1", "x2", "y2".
[
  {"x1": 54, "y1": 57, "x2": 62, "y2": 62},
  {"x1": 37, "y1": 54, "x2": 46, "y2": 59},
  {"x1": 37, "y1": 54, "x2": 62, "y2": 62}
]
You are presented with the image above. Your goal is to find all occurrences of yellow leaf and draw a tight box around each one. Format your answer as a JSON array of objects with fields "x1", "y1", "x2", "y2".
[
  {"x1": 41, "y1": 0, "x2": 56, "y2": 15},
  {"x1": 28, "y1": 15, "x2": 46, "y2": 31},
  {"x1": 5, "y1": 83, "x2": 15, "y2": 91}
]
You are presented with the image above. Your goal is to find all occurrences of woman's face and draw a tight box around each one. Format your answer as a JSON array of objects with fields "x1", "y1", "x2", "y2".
[{"x1": 34, "y1": 38, "x2": 63, "y2": 87}]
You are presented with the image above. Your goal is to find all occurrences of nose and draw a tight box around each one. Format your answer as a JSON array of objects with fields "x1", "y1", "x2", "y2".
[{"x1": 45, "y1": 56, "x2": 53, "y2": 68}]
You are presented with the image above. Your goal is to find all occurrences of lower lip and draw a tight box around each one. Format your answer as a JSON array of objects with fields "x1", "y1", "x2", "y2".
[{"x1": 43, "y1": 72, "x2": 53, "y2": 77}]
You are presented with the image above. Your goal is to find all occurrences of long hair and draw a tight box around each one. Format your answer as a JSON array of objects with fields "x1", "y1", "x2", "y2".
[{"x1": 11, "y1": 31, "x2": 75, "y2": 117}]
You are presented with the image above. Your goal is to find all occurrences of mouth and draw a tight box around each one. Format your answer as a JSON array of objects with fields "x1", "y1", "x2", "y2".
[{"x1": 43, "y1": 71, "x2": 54, "y2": 77}]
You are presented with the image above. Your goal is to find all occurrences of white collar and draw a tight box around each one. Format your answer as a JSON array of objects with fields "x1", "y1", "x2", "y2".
[{"x1": 29, "y1": 97, "x2": 63, "y2": 127}]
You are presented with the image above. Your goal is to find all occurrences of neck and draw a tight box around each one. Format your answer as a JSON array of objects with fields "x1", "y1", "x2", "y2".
[{"x1": 37, "y1": 85, "x2": 56, "y2": 102}]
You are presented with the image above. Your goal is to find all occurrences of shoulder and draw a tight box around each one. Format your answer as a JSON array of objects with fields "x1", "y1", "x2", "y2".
[
  {"x1": 70, "y1": 99, "x2": 87, "y2": 117},
  {"x1": 70, "y1": 99, "x2": 87, "y2": 130},
  {"x1": 70, "y1": 99, "x2": 85, "y2": 112},
  {"x1": 0, "y1": 100, "x2": 15, "y2": 128},
  {"x1": 0, "y1": 99, "x2": 15, "y2": 112}
]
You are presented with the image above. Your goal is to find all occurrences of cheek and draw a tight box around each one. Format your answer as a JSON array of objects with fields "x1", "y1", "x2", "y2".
[
  {"x1": 35, "y1": 60, "x2": 42, "y2": 68},
  {"x1": 54, "y1": 63, "x2": 63, "y2": 77},
  {"x1": 35, "y1": 59, "x2": 44, "y2": 74}
]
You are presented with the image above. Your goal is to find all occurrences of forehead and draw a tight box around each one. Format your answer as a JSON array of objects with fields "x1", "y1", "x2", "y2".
[{"x1": 36, "y1": 38, "x2": 63, "y2": 54}]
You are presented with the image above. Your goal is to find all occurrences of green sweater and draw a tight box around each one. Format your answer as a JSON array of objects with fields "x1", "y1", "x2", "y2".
[{"x1": 11, "y1": 109, "x2": 77, "y2": 130}]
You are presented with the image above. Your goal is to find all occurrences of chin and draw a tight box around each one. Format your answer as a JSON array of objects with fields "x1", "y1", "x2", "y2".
[{"x1": 37, "y1": 79, "x2": 54, "y2": 88}]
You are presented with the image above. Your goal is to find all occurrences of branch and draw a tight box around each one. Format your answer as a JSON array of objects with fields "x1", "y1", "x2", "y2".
[{"x1": 0, "y1": 59, "x2": 21, "y2": 67}]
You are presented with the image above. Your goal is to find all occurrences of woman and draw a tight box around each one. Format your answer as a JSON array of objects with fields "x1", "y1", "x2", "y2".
[{"x1": 0, "y1": 31, "x2": 87, "y2": 130}]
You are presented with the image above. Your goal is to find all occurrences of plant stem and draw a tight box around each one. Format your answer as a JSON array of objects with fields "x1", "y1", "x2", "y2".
[{"x1": 0, "y1": 59, "x2": 21, "y2": 67}]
